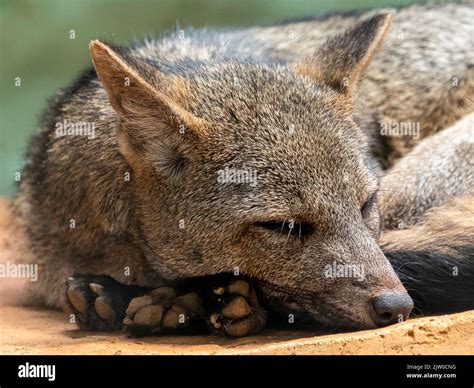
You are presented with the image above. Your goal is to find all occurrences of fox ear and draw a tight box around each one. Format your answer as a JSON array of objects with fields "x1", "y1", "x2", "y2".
[
  {"x1": 295, "y1": 13, "x2": 392, "y2": 95},
  {"x1": 89, "y1": 40, "x2": 209, "y2": 175}
]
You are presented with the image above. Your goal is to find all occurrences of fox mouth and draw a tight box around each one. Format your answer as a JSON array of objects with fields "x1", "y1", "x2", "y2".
[
  {"x1": 257, "y1": 279, "x2": 308, "y2": 313},
  {"x1": 256, "y1": 279, "x2": 374, "y2": 329}
]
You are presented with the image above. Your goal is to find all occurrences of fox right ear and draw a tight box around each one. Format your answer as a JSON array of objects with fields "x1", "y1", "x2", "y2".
[
  {"x1": 89, "y1": 40, "x2": 209, "y2": 175},
  {"x1": 295, "y1": 13, "x2": 392, "y2": 95}
]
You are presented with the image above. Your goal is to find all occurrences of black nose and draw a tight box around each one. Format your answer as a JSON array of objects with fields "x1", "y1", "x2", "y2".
[{"x1": 370, "y1": 291, "x2": 414, "y2": 327}]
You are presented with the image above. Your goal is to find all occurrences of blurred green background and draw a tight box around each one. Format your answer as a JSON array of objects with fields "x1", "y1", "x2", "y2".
[{"x1": 1, "y1": 0, "x2": 428, "y2": 196}]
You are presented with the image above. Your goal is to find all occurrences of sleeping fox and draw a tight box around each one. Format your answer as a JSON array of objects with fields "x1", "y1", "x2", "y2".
[{"x1": 10, "y1": 2, "x2": 474, "y2": 337}]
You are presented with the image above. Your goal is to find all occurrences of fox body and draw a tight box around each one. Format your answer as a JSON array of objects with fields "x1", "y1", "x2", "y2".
[{"x1": 12, "y1": 2, "x2": 474, "y2": 335}]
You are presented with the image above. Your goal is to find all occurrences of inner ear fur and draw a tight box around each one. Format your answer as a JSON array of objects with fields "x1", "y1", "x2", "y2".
[{"x1": 295, "y1": 13, "x2": 392, "y2": 95}]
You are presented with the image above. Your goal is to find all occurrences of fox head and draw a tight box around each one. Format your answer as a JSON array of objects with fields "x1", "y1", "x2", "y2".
[{"x1": 90, "y1": 13, "x2": 413, "y2": 329}]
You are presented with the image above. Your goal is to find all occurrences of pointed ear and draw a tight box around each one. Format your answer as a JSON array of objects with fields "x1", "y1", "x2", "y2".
[
  {"x1": 294, "y1": 13, "x2": 392, "y2": 95},
  {"x1": 89, "y1": 40, "x2": 209, "y2": 175}
]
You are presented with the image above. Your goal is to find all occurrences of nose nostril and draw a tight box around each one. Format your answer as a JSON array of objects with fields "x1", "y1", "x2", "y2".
[
  {"x1": 380, "y1": 312, "x2": 392, "y2": 321},
  {"x1": 370, "y1": 302, "x2": 394, "y2": 325},
  {"x1": 370, "y1": 291, "x2": 414, "y2": 327}
]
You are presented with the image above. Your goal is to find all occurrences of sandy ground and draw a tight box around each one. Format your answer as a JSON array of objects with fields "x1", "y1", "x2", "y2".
[
  {"x1": 0, "y1": 198, "x2": 473, "y2": 355},
  {"x1": 1, "y1": 304, "x2": 473, "y2": 355}
]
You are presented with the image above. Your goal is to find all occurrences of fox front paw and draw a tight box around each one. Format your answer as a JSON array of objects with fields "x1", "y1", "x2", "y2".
[
  {"x1": 208, "y1": 279, "x2": 266, "y2": 337},
  {"x1": 124, "y1": 287, "x2": 205, "y2": 337},
  {"x1": 60, "y1": 274, "x2": 146, "y2": 331}
]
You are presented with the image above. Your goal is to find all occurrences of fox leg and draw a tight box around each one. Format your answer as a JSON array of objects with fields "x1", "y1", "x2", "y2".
[
  {"x1": 379, "y1": 112, "x2": 473, "y2": 229},
  {"x1": 125, "y1": 277, "x2": 266, "y2": 337},
  {"x1": 204, "y1": 278, "x2": 266, "y2": 337},
  {"x1": 379, "y1": 113, "x2": 474, "y2": 314},
  {"x1": 61, "y1": 274, "x2": 150, "y2": 331},
  {"x1": 62, "y1": 274, "x2": 265, "y2": 337},
  {"x1": 61, "y1": 274, "x2": 207, "y2": 335}
]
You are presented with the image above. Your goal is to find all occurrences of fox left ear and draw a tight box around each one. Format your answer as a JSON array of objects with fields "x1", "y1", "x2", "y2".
[{"x1": 295, "y1": 13, "x2": 392, "y2": 95}]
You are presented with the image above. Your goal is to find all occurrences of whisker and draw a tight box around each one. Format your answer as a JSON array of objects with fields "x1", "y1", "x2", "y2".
[{"x1": 285, "y1": 219, "x2": 294, "y2": 245}]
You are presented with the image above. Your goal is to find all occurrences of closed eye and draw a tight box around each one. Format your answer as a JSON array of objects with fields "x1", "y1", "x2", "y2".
[
  {"x1": 361, "y1": 192, "x2": 377, "y2": 218},
  {"x1": 254, "y1": 219, "x2": 314, "y2": 239}
]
